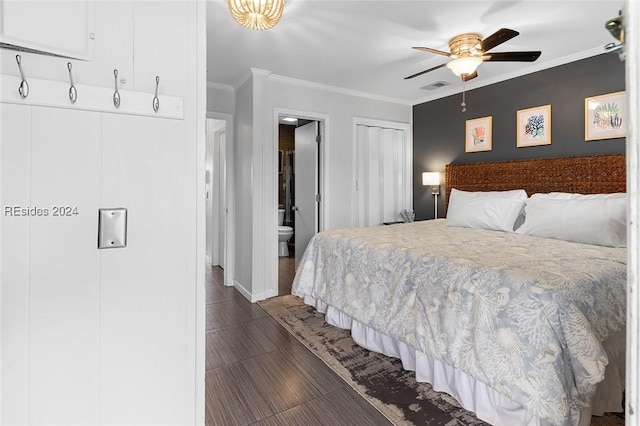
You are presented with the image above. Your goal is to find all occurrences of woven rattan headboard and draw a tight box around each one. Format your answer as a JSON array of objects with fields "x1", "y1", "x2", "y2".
[{"x1": 445, "y1": 154, "x2": 626, "y2": 211}]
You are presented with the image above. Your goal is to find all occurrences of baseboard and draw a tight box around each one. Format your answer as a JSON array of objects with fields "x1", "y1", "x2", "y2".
[
  {"x1": 232, "y1": 280, "x2": 279, "y2": 303},
  {"x1": 205, "y1": 254, "x2": 212, "y2": 266},
  {"x1": 233, "y1": 280, "x2": 252, "y2": 302}
]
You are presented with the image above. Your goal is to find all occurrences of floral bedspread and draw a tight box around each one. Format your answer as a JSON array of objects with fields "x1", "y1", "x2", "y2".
[{"x1": 292, "y1": 220, "x2": 627, "y2": 426}]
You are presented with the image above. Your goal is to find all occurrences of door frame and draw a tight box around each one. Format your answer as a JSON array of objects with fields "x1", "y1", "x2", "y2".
[
  {"x1": 206, "y1": 111, "x2": 234, "y2": 287},
  {"x1": 269, "y1": 108, "x2": 329, "y2": 297}
]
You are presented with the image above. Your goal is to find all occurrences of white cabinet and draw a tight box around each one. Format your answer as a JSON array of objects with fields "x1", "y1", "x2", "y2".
[{"x1": 0, "y1": 0, "x2": 95, "y2": 60}]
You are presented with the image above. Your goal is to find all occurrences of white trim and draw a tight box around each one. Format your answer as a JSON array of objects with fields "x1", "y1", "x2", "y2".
[
  {"x1": 625, "y1": 0, "x2": 639, "y2": 423},
  {"x1": 206, "y1": 47, "x2": 612, "y2": 108},
  {"x1": 351, "y1": 117, "x2": 413, "y2": 228},
  {"x1": 193, "y1": 1, "x2": 207, "y2": 424},
  {"x1": 0, "y1": 75, "x2": 184, "y2": 120},
  {"x1": 268, "y1": 73, "x2": 409, "y2": 106},
  {"x1": 206, "y1": 81, "x2": 234, "y2": 92},
  {"x1": 206, "y1": 111, "x2": 235, "y2": 287}
]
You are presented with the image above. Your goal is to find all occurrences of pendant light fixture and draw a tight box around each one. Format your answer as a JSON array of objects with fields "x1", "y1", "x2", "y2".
[{"x1": 228, "y1": 0, "x2": 285, "y2": 30}]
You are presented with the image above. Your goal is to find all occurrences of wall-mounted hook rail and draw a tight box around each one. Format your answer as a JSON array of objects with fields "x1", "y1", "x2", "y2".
[
  {"x1": 16, "y1": 55, "x2": 29, "y2": 99},
  {"x1": 153, "y1": 76, "x2": 160, "y2": 113},
  {"x1": 113, "y1": 69, "x2": 121, "y2": 109},
  {"x1": 67, "y1": 62, "x2": 77, "y2": 104}
]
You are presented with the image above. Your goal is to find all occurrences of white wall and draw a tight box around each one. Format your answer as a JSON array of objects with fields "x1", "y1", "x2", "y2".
[
  {"x1": 207, "y1": 83, "x2": 235, "y2": 115},
  {"x1": 226, "y1": 72, "x2": 412, "y2": 300},
  {"x1": 266, "y1": 78, "x2": 411, "y2": 230},
  {"x1": 233, "y1": 76, "x2": 255, "y2": 296},
  {"x1": 0, "y1": 1, "x2": 204, "y2": 424}
]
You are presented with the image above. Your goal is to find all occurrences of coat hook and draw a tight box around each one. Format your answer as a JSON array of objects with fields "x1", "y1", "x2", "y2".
[
  {"x1": 153, "y1": 76, "x2": 160, "y2": 113},
  {"x1": 67, "y1": 62, "x2": 77, "y2": 104},
  {"x1": 16, "y1": 55, "x2": 29, "y2": 99},
  {"x1": 113, "y1": 69, "x2": 121, "y2": 109}
]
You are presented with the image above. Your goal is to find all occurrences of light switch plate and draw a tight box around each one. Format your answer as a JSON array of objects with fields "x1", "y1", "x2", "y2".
[{"x1": 98, "y1": 208, "x2": 127, "y2": 249}]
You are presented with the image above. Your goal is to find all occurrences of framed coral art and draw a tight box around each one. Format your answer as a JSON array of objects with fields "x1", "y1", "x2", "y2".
[
  {"x1": 517, "y1": 105, "x2": 551, "y2": 147},
  {"x1": 585, "y1": 91, "x2": 626, "y2": 141},
  {"x1": 465, "y1": 116, "x2": 492, "y2": 152}
]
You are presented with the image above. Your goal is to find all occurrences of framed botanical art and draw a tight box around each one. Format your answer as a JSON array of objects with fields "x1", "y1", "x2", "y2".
[
  {"x1": 517, "y1": 105, "x2": 551, "y2": 147},
  {"x1": 465, "y1": 116, "x2": 492, "y2": 153},
  {"x1": 585, "y1": 91, "x2": 626, "y2": 141}
]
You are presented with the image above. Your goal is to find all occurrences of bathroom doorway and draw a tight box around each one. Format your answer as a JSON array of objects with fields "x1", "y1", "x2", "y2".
[{"x1": 277, "y1": 116, "x2": 323, "y2": 295}]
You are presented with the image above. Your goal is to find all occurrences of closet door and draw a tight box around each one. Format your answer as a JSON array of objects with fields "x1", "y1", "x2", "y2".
[
  {"x1": 99, "y1": 114, "x2": 188, "y2": 425},
  {"x1": 354, "y1": 124, "x2": 409, "y2": 227}
]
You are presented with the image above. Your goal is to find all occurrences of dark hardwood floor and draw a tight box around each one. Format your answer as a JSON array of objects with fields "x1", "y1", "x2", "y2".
[
  {"x1": 278, "y1": 255, "x2": 295, "y2": 296},
  {"x1": 205, "y1": 266, "x2": 391, "y2": 426}
]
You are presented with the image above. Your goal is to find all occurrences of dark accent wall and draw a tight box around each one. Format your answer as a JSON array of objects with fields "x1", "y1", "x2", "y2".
[{"x1": 413, "y1": 53, "x2": 625, "y2": 220}]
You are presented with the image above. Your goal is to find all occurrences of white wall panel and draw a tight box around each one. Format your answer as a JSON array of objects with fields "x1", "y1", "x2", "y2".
[
  {"x1": 99, "y1": 114, "x2": 187, "y2": 425},
  {"x1": 29, "y1": 107, "x2": 101, "y2": 424},
  {"x1": 133, "y1": 1, "x2": 188, "y2": 96},
  {"x1": 0, "y1": 103, "x2": 31, "y2": 425}
]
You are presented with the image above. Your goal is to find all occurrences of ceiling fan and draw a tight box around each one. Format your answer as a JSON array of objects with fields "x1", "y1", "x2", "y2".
[{"x1": 405, "y1": 28, "x2": 541, "y2": 81}]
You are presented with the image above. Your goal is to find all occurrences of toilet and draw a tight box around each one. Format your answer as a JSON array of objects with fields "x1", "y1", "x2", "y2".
[{"x1": 278, "y1": 209, "x2": 294, "y2": 257}]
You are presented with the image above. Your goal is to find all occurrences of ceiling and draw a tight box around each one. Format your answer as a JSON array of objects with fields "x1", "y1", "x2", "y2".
[{"x1": 206, "y1": 1, "x2": 624, "y2": 105}]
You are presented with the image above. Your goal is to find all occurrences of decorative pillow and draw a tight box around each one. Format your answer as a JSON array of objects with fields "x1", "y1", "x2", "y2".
[
  {"x1": 516, "y1": 193, "x2": 627, "y2": 247},
  {"x1": 446, "y1": 188, "x2": 528, "y2": 232}
]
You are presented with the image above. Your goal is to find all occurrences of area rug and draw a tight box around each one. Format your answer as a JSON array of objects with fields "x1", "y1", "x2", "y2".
[{"x1": 258, "y1": 294, "x2": 625, "y2": 426}]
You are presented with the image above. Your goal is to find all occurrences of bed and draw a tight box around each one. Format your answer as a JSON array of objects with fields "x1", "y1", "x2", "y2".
[{"x1": 291, "y1": 155, "x2": 627, "y2": 426}]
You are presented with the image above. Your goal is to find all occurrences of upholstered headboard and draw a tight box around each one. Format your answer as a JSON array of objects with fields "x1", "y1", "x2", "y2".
[{"x1": 445, "y1": 154, "x2": 626, "y2": 211}]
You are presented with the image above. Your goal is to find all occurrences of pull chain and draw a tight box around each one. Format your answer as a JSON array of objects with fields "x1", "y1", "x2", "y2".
[{"x1": 461, "y1": 80, "x2": 467, "y2": 113}]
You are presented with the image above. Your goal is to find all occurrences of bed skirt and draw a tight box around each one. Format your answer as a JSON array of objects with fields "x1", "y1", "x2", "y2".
[{"x1": 301, "y1": 294, "x2": 625, "y2": 426}]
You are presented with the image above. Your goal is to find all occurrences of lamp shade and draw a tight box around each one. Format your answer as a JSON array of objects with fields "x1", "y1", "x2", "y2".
[
  {"x1": 228, "y1": 0, "x2": 285, "y2": 30},
  {"x1": 422, "y1": 172, "x2": 440, "y2": 186},
  {"x1": 446, "y1": 56, "x2": 482, "y2": 76}
]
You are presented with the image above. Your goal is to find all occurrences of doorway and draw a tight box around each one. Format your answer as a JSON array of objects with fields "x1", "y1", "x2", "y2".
[
  {"x1": 277, "y1": 116, "x2": 322, "y2": 295},
  {"x1": 205, "y1": 113, "x2": 234, "y2": 287}
]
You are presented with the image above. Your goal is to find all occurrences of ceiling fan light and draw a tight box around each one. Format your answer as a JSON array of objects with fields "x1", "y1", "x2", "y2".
[
  {"x1": 228, "y1": 0, "x2": 285, "y2": 30},
  {"x1": 446, "y1": 56, "x2": 482, "y2": 76}
]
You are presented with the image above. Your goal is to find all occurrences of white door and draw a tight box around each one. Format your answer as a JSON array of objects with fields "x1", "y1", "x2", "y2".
[
  {"x1": 205, "y1": 119, "x2": 226, "y2": 268},
  {"x1": 354, "y1": 124, "x2": 410, "y2": 227},
  {"x1": 205, "y1": 128, "x2": 214, "y2": 264},
  {"x1": 218, "y1": 129, "x2": 227, "y2": 270},
  {"x1": 293, "y1": 121, "x2": 319, "y2": 265}
]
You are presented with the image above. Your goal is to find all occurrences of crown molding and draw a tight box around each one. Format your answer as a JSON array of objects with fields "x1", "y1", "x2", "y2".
[
  {"x1": 206, "y1": 81, "x2": 234, "y2": 92},
  {"x1": 267, "y1": 73, "x2": 411, "y2": 106}
]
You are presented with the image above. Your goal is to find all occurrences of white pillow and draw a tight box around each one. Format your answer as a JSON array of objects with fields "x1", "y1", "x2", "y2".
[
  {"x1": 446, "y1": 188, "x2": 528, "y2": 232},
  {"x1": 534, "y1": 192, "x2": 626, "y2": 200},
  {"x1": 516, "y1": 193, "x2": 627, "y2": 247}
]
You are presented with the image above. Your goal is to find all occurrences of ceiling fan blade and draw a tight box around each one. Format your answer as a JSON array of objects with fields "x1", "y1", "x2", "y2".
[
  {"x1": 483, "y1": 51, "x2": 541, "y2": 62},
  {"x1": 404, "y1": 63, "x2": 447, "y2": 80},
  {"x1": 480, "y1": 28, "x2": 519, "y2": 52},
  {"x1": 461, "y1": 71, "x2": 478, "y2": 82},
  {"x1": 412, "y1": 46, "x2": 451, "y2": 57}
]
